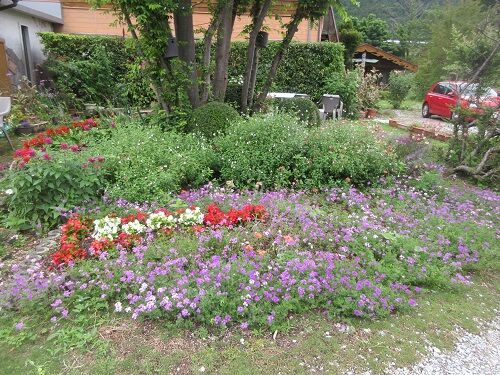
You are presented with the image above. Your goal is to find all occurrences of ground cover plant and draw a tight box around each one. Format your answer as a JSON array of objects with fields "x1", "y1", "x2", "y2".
[{"x1": 1, "y1": 173, "x2": 498, "y2": 334}]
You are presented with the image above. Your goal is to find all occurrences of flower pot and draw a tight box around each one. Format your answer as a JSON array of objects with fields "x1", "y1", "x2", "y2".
[{"x1": 365, "y1": 108, "x2": 377, "y2": 119}]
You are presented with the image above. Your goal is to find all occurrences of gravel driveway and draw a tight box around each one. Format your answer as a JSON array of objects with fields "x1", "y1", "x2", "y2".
[
  {"x1": 380, "y1": 109, "x2": 456, "y2": 135},
  {"x1": 387, "y1": 314, "x2": 500, "y2": 375}
]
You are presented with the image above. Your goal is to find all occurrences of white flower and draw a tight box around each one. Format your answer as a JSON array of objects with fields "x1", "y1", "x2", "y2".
[
  {"x1": 146, "y1": 211, "x2": 177, "y2": 230},
  {"x1": 178, "y1": 207, "x2": 204, "y2": 226},
  {"x1": 4, "y1": 189, "x2": 14, "y2": 195},
  {"x1": 114, "y1": 302, "x2": 122, "y2": 312},
  {"x1": 122, "y1": 219, "x2": 146, "y2": 235},
  {"x1": 92, "y1": 216, "x2": 122, "y2": 240}
]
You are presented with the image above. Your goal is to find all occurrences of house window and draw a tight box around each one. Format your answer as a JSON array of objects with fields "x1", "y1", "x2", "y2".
[{"x1": 20, "y1": 25, "x2": 32, "y2": 81}]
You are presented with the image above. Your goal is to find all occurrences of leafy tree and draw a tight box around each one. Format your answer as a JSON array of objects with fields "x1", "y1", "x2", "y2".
[
  {"x1": 413, "y1": 0, "x2": 485, "y2": 98},
  {"x1": 352, "y1": 14, "x2": 390, "y2": 47},
  {"x1": 445, "y1": 11, "x2": 499, "y2": 182},
  {"x1": 339, "y1": 19, "x2": 363, "y2": 68}
]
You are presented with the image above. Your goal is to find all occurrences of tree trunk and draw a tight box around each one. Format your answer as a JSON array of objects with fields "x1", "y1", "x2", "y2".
[
  {"x1": 253, "y1": 13, "x2": 303, "y2": 112},
  {"x1": 213, "y1": 0, "x2": 235, "y2": 101},
  {"x1": 174, "y1": 0, "x2": 200, "y2": 108},
  {"x1": 200, "y1": 6, "x2": 223, "y2": 104},
  {"x1": 240, "y1": 0, "x2": 272, "y2": 113}
]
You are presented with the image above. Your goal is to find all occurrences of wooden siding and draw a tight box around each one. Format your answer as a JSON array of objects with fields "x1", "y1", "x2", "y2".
[{"x1": 56, "y1": 2, "x2": 320, "y2": 41}]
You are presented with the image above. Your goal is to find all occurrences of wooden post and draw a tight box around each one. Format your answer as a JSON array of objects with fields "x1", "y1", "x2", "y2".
[{"x1": 0, "y1": 39, "x2": 11, "y2": 96}]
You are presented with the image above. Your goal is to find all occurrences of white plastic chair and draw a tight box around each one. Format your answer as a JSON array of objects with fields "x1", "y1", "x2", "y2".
[
  {"x1": 0, "y1": 96, "x2": 14, "y2": 150},
  {"x1": 318, "y1": 94, "x2": 343, "y2": 120}
]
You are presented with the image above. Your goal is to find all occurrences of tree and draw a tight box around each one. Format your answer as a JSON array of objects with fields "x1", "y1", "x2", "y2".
[
  {"x1": 445, "y1": 3, "x2": 500, "y2": 182},
  {"x1": 253, "y1": 0, "x2": 356, "y2": 111},
  {"x1": 352, "y1": 14, "x2": 390, "y2": 48},
  {"x1": 338, "y1": 19, "x2": 363, "y2": 68}
]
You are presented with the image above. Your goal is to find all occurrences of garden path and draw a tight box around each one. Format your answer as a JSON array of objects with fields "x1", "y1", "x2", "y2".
[{"x1": 386, "y1": 314, "x2": 500, "y2": 375}]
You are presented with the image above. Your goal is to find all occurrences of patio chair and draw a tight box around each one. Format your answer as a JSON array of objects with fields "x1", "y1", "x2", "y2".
[
  {"x1": 318, "y1": 94, "x2": 343, "y2": 120},
  {"x1": 0, "y1": 96, "x2": 14, "y2": 150}
]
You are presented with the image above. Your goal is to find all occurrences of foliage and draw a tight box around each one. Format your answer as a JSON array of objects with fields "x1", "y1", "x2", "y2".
[
  {"x1": 39, "y1": 33, "x2": 345, "y2": 110},
  {"x1": 227, "y1": 41, "x2": 345, "y2": 103},
  {"x1": 357, "y1": 67, "x2": 382, "y2": 110},
  {"x1": 449, "y1": 108, "x2": 499, "y2": 183},
  {"x1": 413, "y1": 0, "x2": 485, "y2": 98},
  {"x1": 215, "y1": 114, "x2": 399, "y2": 189},
  {"x1": 82, "y1": 122, "x2": 215, "y2": 203},
  {"x1": 339, "y1": 19, "x2": 364, "y2": 68},
  {"x1": 274, "y1": 98, "x2": 321, "y2": 128},
  {"x1": 1, "y1": 156, "x2": 104, "y2": 230},
  {"x1": 325, "y1": 69, "x2": 361, "y2": 118},
  {"x1": 39, "y1": 32, "x2": 131, "y2": 109},
  {"x1": 388, "y1": 71, "x2": 414, "y2": 109},
  {"x1": 7, "y1": 78, "x2": 69, "y2": 125},
  {"x1": 300, "y1": 124, "x2": 403, "y2": 187},
  {"x1": 351, "y1": 14, "x2": 390, "y2": 48},
  {"x1": 215, "y1": 114, "x2": 308, "y2": 189},
  {"x1": 186, "y1": 102, "x2": 240, "y2": 139}
]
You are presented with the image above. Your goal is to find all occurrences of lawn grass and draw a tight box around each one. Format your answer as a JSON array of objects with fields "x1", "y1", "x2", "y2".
[{"x1": 1, "y1": 269, "x2": 498, "y2": 374}]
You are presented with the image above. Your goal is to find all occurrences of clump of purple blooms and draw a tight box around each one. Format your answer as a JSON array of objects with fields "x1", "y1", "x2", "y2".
[{"x1": 1, "y1": 177, "x2": 498, "y2": 330}]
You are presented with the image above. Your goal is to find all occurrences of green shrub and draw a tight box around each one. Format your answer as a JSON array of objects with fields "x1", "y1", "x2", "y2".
[
  {"x1": 325, "y1": 69, "x2": 361, "y2": 118},
  {"x1": 300, "y1": 125, "x2": 403, "y2": 187},
  {"x1": 215, "y1": 114, "x2": 308, "y2": 189},
  {"x1": 388, "y1": 71, "x2": 414, "y2": 109},
  {"x1": 84, "y1": 122, "x2": 215, "y2": 202},
  {"x1": 1, "y1": 157, "x2": 104, "y2": 230},
  {"x1": 274, "y1": 98, "x2": 321, "y2": 127},
  {"x1": 186, "y1": 102, "x2": 240, "y2": 139},
  {"x1": 215, "y1": 115, "x2": 400, "y2": 189}
]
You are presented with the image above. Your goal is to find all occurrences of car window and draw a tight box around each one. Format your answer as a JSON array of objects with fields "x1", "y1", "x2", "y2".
[{"x1": 433, "y1": 84, "x2": 448, "y2": 95}]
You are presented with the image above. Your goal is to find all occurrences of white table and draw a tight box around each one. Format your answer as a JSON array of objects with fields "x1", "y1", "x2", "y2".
[{"x1": 267, "y1": 92, "x2": 310, "y2": 99}]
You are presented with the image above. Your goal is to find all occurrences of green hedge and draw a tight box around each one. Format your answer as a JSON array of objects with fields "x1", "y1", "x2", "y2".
[
  {"x1": 227, "y1": 41, "x2": 345, "y2": 103},
  {"x1": 39, "y1": 33, "x2": 345, "y2": 107}
]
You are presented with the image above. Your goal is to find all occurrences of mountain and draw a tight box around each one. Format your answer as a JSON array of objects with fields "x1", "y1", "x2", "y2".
[{"x1": 343, "y1": 0, "x2": 457, "y2": 27}]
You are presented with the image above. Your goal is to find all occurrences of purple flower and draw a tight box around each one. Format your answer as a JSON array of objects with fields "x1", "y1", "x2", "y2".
[
  {"x1": 15, "y1": 321, "x2": 24, "y2": 330},
  {"x1": 353, "y1": 310, "x2": 363, "y2": 317}
]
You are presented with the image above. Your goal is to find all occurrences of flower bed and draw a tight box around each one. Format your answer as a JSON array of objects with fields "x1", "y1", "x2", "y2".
[
  {"x1": 51, "y1": 203, "x2": 267, "y2": 266},
  {"x1": 2, "y1": 178, "x2": 497, "y2": 329},
  {"x1": 13, "y1": 118, "x2": 98, "y2": 166}
]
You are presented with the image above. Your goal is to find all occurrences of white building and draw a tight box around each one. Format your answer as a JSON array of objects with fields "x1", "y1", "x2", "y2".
[{"x1": 0, "y1": 0, "x2": 63, "y2": 94}]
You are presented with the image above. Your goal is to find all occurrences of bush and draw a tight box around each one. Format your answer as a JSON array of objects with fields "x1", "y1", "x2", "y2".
[
  {"x1": 83, "y1": 122, "x2": 215, "y2": 202},
  {"x1": 1, "y1": 157, "x2": 104, "y2": 230},
  {"x1": 215, "y1": 114, "x2": 401, "y2": 189},
  {"x1": 300, "y1": 125, "x2": 403, "y2": 187},
  {"x1": 215, "y1": 114, "x2": 308, "y2": 189},
  {"x1": 274, "y1": 98, "x2": 321, "y2": 127},
  {"x1": 186, "y1": 102, "x2": 240, "y2": 139},
  {"x1": 325, "y1": 69, "x2": 362, "y2": 118},
  {"x1": 388, "y1": 71, "x2": 414, "y2": 109}
]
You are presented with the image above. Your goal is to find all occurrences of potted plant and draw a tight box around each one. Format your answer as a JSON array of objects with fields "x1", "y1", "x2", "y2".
[{"x1": 357, "y1": 68, "x2": 382, "y2": 119}]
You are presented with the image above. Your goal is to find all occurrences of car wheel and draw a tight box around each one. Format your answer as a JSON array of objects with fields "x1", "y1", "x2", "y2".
[{"x1": 422, "y1": 102, "x2": 431, "y2": 118}]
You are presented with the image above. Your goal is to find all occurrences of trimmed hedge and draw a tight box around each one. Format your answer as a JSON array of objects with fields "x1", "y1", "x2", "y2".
[
  {"x1": 274, "y1": 98, "x2": 321, "y2": 127},
  {"x1": 39, "y1": 33, "x2": 345, "y2": 107},
  {"x1": 186, "y1": 101, "x2": 240, "y2": 139},
  {"x1": 227, "y1": 41, "x2": 345, "y2": 103}
]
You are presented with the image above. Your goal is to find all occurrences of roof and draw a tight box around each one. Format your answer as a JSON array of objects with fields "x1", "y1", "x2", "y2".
[{"x1": 355, "y1": 43, "x2": 418, "y2": 72}]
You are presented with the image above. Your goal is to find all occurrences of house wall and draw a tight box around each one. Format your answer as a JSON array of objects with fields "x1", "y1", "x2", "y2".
[
  {"x1": 55, "y1": 3, "x2": 321, "y2": 42},
  {"x1": 0, "y1": 7, "x2": 56, "y2": 90}
]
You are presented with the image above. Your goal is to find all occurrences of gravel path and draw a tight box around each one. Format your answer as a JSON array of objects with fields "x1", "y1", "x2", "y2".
[
  {"x1": 387, "y1": 314, "x2": 500, "y2": 375},
  {"x1": 388, "y1": 109, "x2": 455, "y2": 135}
]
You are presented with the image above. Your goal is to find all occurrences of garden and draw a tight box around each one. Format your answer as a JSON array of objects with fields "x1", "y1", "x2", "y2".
[{"x1": 0, "y1": 0, "x2": 499, "y2": 374}]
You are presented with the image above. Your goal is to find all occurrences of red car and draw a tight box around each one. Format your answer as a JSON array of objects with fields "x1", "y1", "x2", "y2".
[{"x1": 422, "y1": 81, "x2": 498, "y2": 119}]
